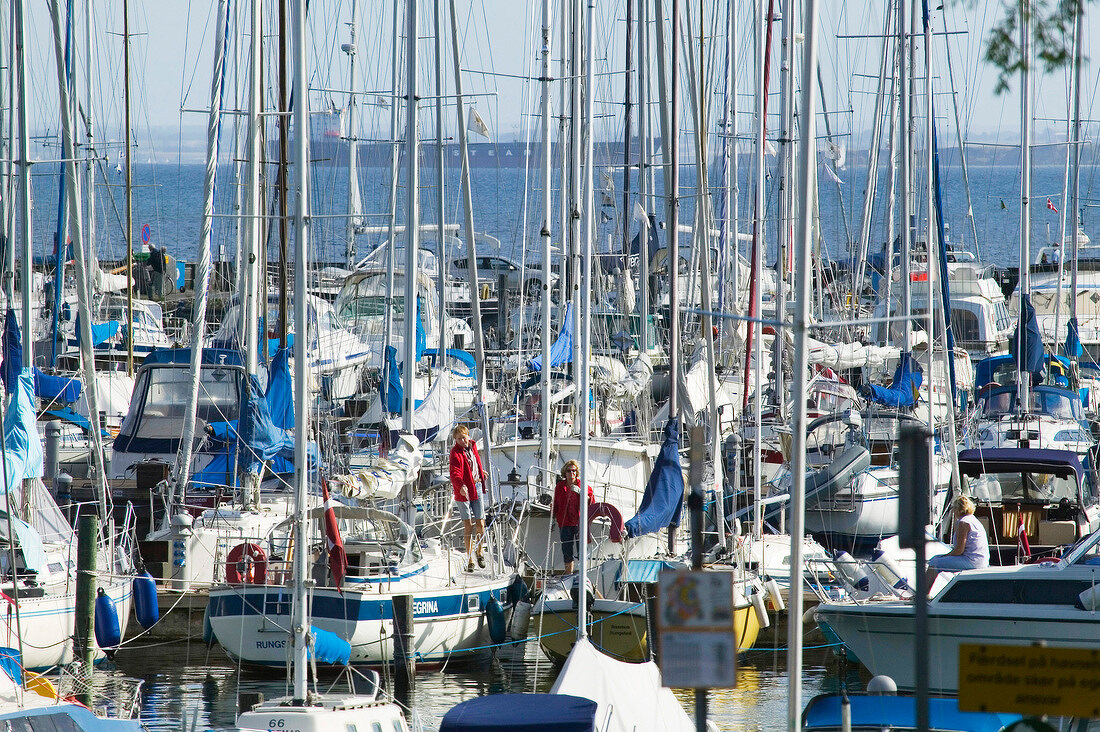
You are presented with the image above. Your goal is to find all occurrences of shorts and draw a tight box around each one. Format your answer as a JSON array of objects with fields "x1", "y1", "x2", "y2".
[
  {"x1": 928, "y1": 553, "x2": 985, "y2": 572},
  {"x1": 560, "y1": 525, "x2": 579, "y2": 563},
  {"x1": 455, "y1": 497, "x2": 484, "y2": 521}
]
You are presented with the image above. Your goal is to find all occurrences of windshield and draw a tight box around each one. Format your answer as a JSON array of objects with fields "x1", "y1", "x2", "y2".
[
  {"x1": 969, "y1": 470, "x2": 1079, "y2": 503},
  {"x1": 121, "y1": 365, "x2": 242, "y2": 439},
  {"x1": 981, "y1": 389, "x2": 1082, "y2": 420}
]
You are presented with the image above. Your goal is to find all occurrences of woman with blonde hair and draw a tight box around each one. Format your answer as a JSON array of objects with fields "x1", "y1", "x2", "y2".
[
  {"x1": 449, "y1": 425, "x2": 487, "y2": 572},
  {"x1": 552, "y1": 460, "x2": 594, "y2": 574},
  {"x1": 925, "y1": 495, "x2": 989, "y2": 588}
]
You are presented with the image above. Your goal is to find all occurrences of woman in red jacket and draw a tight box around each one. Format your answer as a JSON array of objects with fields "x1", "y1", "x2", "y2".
[
  {"x1": 553, "y1": 460, "x2": 594, "y2": 574},
  {"x1": 449, "y1": 425, "x2": 487, "y2": 572}
]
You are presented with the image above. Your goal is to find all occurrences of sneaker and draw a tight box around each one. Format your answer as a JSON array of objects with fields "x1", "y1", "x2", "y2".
[
  {"x1": 476, "y1": 552, "x2": 486, "y2": 569},
  {"x1": 466, "y1": 560, "x2": 475, "y2": 573}
]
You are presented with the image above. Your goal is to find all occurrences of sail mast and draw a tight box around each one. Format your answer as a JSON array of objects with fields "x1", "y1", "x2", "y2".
[
  {"x1": 403, "y1": 0, "x2": 419, "y2": 438},
  {"x1": 123, "y1": 0, "x2": 134, "y2": 376},
  {"x1": 344, "y1": 0, "x2": 360, "y2": 268},
  {"x1": 290, "y1": 0, "x2": 311, "y2": 701},
  {"x1": 539, "y1": 0, "x2": 553, "y2": 489}
]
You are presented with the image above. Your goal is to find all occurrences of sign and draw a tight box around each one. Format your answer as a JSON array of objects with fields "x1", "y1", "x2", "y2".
[
  {"x1": 657, "y1": 570, "x2": 738, "y2": 688},
  {"x1": 958, "y1": 643, "x2": 1100, "y2": 718},
  {"x1": 141, "y1": 224, "x2": 151, "y2": 244}
]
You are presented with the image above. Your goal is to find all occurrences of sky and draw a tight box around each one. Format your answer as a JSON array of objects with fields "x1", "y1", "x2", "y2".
[{"x1": 11, "y1": 1, "x2": 1099, "y2": 163}]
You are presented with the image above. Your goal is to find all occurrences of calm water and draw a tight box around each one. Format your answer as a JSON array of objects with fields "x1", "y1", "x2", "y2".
[{"x1": 100, "y1": 624, "x2": 854, "y2": 731}]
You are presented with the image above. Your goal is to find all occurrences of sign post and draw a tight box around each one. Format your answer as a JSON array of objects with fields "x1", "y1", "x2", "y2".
[{"x1": 657, "y1": 570, "x2": 738, "y2": 689}]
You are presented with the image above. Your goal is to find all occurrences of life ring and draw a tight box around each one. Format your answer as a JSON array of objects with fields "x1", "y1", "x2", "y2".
[
  {"x1": 226, "y1": 542, "x2": 268, "y2": 584},
  {"x1": 588, "y1": 502, "x2": 625, "y2": 543}
]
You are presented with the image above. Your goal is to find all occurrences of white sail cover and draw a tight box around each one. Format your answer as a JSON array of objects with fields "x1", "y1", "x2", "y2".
[
  {"x1": 807, "y1": 336, "x2": 900, "y2": 370},
  {"x1": 550, "y1": 638, "x2": 692, "y2": 732}
]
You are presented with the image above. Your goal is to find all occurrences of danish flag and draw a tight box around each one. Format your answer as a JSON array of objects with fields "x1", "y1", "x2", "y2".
[
  {"x1": 1017, "y1": 512, "x2": 1031, "y2": 562},
  {"x1": 1047, "y1": 198, "x2": 1059, "y2": 214},
  {"x1": 321, "y1": 479, "x2": 348, "y2": 591}
]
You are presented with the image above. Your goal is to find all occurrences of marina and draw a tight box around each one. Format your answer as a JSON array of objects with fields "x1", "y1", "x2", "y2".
[{"x1": 0, "y1": 0, "x2": 1099, "y2": 730}]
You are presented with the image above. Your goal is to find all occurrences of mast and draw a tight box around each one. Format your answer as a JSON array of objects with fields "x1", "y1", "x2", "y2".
[
  {"x1": 403, "y1": 0, "x2": 419, "y2": 436},
  {"x1": 83, "y1": 0, "x2": 97, "y2": 330},
  {"x1": 243, "y1": 0, "x2": 264, "y2": 382},
  {"x1": 539, "y1": 0, "x2": 553, "y2": 486},
  {"x1": 448, "y1": 0, "x2": 496, "y2": 523},
  {"x1": 49, "y1": 2, "x2": 73, "y2": 369},
  {"x1": 344, "y1": 0, "x2": 360, "y2": 268},
  {"x1": 48, "y1": 0, "x2": 109, "y2": 520},
  {"x1": 668, "y1": 0, "x2": 680, "y2": 421},
  {"x1": 720, "y1": 0, "x2": 737, "y2": 331},
  {"x1": 898, "y1": 0, "x2": 912, "y2": 348},
  {"x1": 1017, "y1": 0, "x2": 1032, "y2": 409},
  {"x1": 621, "y1": 0, "x2": 633, "y2": 261},
  {"x1": 577, "y1": 0, "x2": 595, "y2": 640},
  {"x1": 290, "y1": 0, "x2": 311, "y2": 701},
  {"x1": 637, "y1": 0, "x2": 650, "y2": 383},
  {"x1": 381, "y1": 0, "x2": 403, "y2": 422},
  {"x1": 16, "y1": 0, "x2": 32, "y2": 365},
  {"x1": 278, "y1": 0, "x2": 289, "y2": 346},
  {"x1": 1068, "y1": 1, "x2": 1084, "y2": 340},
  {"x1": 175, "y1": 0, "x2": 229, "y2": 503},
  {"x1": 773, "y1": 0, "x2": 795, "y2": 420},
  {"x1": 123, "y1": 0, "x2": 133, "y2": 375},
  {"x1": 787, "y1": 0, "x2": 819, "y2": 726},
  {"x1": 433, "y1": 0, "x2": 446, "y2": 350}
]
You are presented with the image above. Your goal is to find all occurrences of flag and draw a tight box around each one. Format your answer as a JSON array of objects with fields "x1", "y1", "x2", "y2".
[
  {"x1": 1017, "y1": 512, "x2": 1031, "y2": 562},
  {"x1": 376, "y1": 95, "x2": 389, "y2": 108},
  {"x1": 826, "y1": 141, "x2": 846, "y2": 169},
  {"x1": 321, "y1": 479, "x2": 348, "y2": 591},
  {"x1": 467, "y1": 107, "x2": 492, "y2": 141},
  {"x1": 600, "y1": 210, "x2": 612, "y2": 223},
  {"x1": 764, "y1": 139, "x2": 777, "y2": 156},
  {"x1": 115, "y1": 151, "x2": 123, "y2": 175},
  {"x1": 1000, "y1": 199, "x2": 1007, "y2": 210},
  {"x1": 633, "y1": 200, "x2": 647, "y2": 223},
  {"x1": 1047, "y1": 198, "x2": 1059, "y2": 214}
]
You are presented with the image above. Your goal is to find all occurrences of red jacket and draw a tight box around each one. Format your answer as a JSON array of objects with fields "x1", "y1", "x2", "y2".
[
  {"x1": 449, "y1": 441, "x2": 486, "y2": 502},
  {"x1": 553, "y1": 478, "x2": 595, "y2": 528}
]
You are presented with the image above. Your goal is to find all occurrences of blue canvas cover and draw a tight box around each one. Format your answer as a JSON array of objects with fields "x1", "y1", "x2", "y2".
[
  {"x1": 33, "y1": 369, "x2": 81, "y2": 403},
  {"x1": 266, "y1": 347, "x2": 293, "y2": 430},
  {"x1": 380, "y1": 346, "x2": 404, "y2": 414},
  {"x1": 0, "y1": 647, "x2": 21, "y2": 685},
  {"x1": 957, "y1": 447, "x2": 1083, "y2": 482},
  {"x1": 1, "y1": 312, "x2": 43, "y2": 492},
  {"x1": 1010, "y1": 294, "x2": 1045, "y2": 376},
  {"x1": 415, "y1": 296, "x2": 427, "y2": 362},
  {"x1": 803, "y1": 693, "x2": 1019, "y2": 732},
  {"x1": 1064, "y1": 316, "x2": 1083, "y2": 358},
  {"x1": 528, "y1": 302, "x2": 574, "y2": 372},
  {"x1": 309, "y1": 626, "x2": 351, "y2": 665},
  {"x1": 441, "y1": 694, "x2": 597, "y2": 732},
  {"x1": 75, "y1": 314, "x2": 121, "y2": 347},
  {"x1": 864, "y1": 351, "x2": 922, "y2": 408},
  {"x1": 143, "y1": 347, "x2": 244, "y2": 367},
  {"x1": 625, "y1": 417, "x2": 685, "y2": 537},
  {"x1": 237, "y1": 374, "x2": 293, "y2": 476}
]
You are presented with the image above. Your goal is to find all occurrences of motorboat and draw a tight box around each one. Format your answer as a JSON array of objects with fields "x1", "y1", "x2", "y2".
[{"x1": 814, "y1": 523, "x2": 1100, "y2": 693}]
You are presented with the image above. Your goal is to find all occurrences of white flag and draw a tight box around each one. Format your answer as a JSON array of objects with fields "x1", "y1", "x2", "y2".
[
  {"x1": 601, "y1": 169, "x2": 615, "y2": 192},
  {"x1": 115, "y1": 151, "x2": 123, "y2": 175},
  {"x1": 633, "y1": 201, "x2": 648, "y2": 223},
  {"x1": 376, "y1": 95, "x2": 389, "y2": 109},
  {"x1": 826, "y1": 141, "x2": 846, "y2": 169},
  {"x1": 764, "y1": 139, "x2": 777, "y2": 156},
  {"x1": 467, "y1": 107, "x2": 492, "y2": 141}
]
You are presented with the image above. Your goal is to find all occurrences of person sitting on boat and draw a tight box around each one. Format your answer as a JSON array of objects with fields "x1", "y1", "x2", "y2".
[
  {"x1": 449, "y1": 425, "x2": 487, "y2": 573},
  {"x1": 553, "y1": 460, "x2": 594, "y2": 575},
  {"x1": 925, "y1": 495, "x2": 989, "y2": 589}
]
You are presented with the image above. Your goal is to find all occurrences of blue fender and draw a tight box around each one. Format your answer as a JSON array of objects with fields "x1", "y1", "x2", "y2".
[
  {"x1": 93, "y1": 589, "x2": 121, "y2": 655},
  {"x1": 133, "y1": 571, "x2": 160, "y2": 630},
  {"x1": 486, "y1": 596, "x2": 507, "y2": 645}
]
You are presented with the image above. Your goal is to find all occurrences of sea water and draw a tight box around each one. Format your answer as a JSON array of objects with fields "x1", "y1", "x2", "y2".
[{"x1": 99, "y1": 625, "x2": 857, "y2": 731}]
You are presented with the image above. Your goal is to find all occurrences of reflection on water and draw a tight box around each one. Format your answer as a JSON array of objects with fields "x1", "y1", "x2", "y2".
[{"x1": 102, "y1": 628, "x2": 855, "y2": 731}]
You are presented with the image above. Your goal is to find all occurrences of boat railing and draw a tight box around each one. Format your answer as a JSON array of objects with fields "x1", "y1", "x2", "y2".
[{"x1": 54, "y1": 664, "x2": 145, "y2": 720}]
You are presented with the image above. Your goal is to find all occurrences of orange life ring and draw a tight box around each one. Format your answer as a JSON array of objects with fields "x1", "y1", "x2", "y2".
[
  {"x1": 226, "y1": 542, "x2": 268, "y2": 584},
  {"x1": 588, "y1": 502, "x2": 625, "y2": 543}
]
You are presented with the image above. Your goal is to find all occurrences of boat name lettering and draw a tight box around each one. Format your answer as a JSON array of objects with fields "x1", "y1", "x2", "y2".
[
  {"x1": 256, "y1": 640, "x2": 286, "y2": 649},
  {"x1": 412, "y1": 600, "x2": 438, "y2": 615}
]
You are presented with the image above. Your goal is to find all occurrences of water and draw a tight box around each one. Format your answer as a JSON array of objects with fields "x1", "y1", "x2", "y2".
[
  {"x1": 101, "y1": 624, "x2": 854, "y2": 731},
  {"x1": 26, "y1": 157, "x2": 1093, "y2": 275}
]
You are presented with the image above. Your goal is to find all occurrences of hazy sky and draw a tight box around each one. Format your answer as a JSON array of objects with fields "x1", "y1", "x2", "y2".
[{"x1": 14, "y1": 1, "x2": 1098, "y2": 161}]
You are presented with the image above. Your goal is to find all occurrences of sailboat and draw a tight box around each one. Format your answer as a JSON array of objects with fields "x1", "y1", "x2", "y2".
[{"x1": 234, "y1": 2, "x2": 407, "y2": 727}]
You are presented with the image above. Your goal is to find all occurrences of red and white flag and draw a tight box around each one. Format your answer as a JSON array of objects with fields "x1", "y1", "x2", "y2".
[
  {"x1": 1017, "y1": 513, "x2": 1031, "y2": 562},
  {"x1": 321, "y1": 479, "x2": 348, "y2": 591},
  {"x1": 1047, "y1": 198, "x2": 1059, "y2": 214}
]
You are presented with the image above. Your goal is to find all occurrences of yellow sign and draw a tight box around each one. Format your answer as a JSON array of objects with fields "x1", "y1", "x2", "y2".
[{"x1": 958, "y1": 643, "x2": 1100, "y2": 718}]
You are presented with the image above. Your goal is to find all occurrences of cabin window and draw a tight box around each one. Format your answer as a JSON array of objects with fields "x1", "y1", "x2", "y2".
[
  {"x1": 939, "y1": 579, "x2": 1094, "y2": 605},
  {"x1": 950, "y1": 308, "x2": 981, "y2": 343},
  {"x1": 371, "y1": 723, "x2": 384, "y2": 732},
  {"x1": 393, "y1": 721, "x2": 406, "y2": 732}
]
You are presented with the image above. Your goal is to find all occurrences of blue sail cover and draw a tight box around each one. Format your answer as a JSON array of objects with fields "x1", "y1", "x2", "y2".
[
  {"x1": 625, "y1": 417, "x2": 685, "y2": 537},
  {"x1": 267, "y1": 347, "x2": 294, "y2": 429},
  {"x1": 415, "y1": 296, "x2": 427, "y2": 362},
  {"x1": 1011, "y1": 294, "x2": 1045, "y2": 376},
  {"x1": 380, "y1": 345, "x2": 404, "y2": 414},
  {"x1": 865, "y1": 351, "x2": 922, "y2": 408},
  {"x1": 75, "y1": 314, "x2": 121, "y2": 347},
  {"x1": 1, "y1": 310, "x2": 43, "y2": 491},
  {"x1": 442, "y1": 694, "x2": 598, "y2": 732},
  {"x1": 238, "y1": 374, "x2": 293, "y2": 476},
  {"x1": 527, "y1": 302, "x2": 574, "y2": 372},
  {"x1": 1064, "y1": 316, "x2": 1083, "y2": 359}
]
